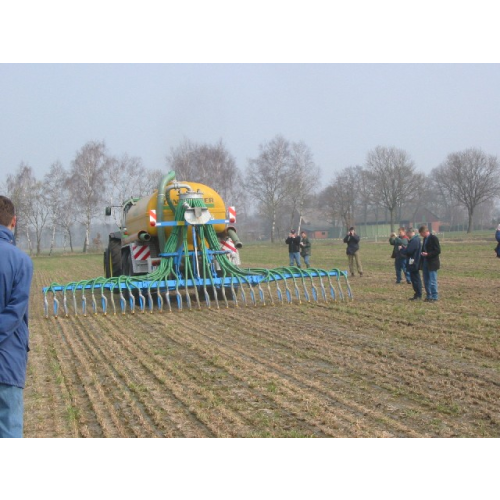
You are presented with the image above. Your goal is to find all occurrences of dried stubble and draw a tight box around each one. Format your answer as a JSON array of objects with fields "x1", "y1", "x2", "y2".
[{"x1": 24, "y1": 237, "x2": 500, "y2": 437}]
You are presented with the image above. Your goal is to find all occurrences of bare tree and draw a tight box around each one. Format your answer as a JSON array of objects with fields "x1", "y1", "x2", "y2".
[
  {"x1": 6, "y1": 164, "x2": 51, "y2": 255},
  {"x1": 357, "y1": 166, "x2": 375, "y2": 233},
  {"x1": 6, "y1": 163, "x2": 34, "y2": 248},
  {"x1": 245, "y1": 135, "x2": 295, "y2": 242},
  {"x1": 44, "y1": 161, "x2": 78, "y2": 254},
  {"x1": 322, "y1": 166, "x2": 361, "y2": 229},
  {"x1": 25, "y1": 177, "x2": 51, "y2": 256},
  {"x1": 167, "y1": 139, "x2": 245, "y2": 208},
  {"x1": 427, "y1": 170, "x2": 461, "y2": 229},
  {"x1": 105, "y1": 154, "x2": 154, "y2": 227},
  {"x1": 288, "y1": 141, "x2": 321, "y2": 232},
  {"x1": 492, "y1": 203, "x2": 500, "y2": 227},
  {"x1": 166, "y1": 138, "x2": 195, "y2": 177},
  {"x1": 366, "y1": 146, "x2": 424, "y2": 232},
  {"x1": 474, "y1": 200, "x2": 496, "y2": 230},
  {"x1": 68, "y1": 140, "x2": 112, "y2": 252},
  {"x1": 144, "y1": 168, "x2": 164, "y2": 194},
  {"x1": 432, "y1": 148, "x2": 500, "y2": 233}
]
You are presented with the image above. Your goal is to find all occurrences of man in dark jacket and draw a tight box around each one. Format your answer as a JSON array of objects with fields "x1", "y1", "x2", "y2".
[
  {"x1": 285, "y1": 229, "x2": 301, "y2": 267},
  {"x1": 419, "y1": 225, "x2": 441, "y2": 302},
  {"x1": 0, "y1": 196, "x2": 33, "y2": 438},
  {"x1": 399, "y1": 227, "x2": 422, "y2": 301},
  {"x1": 299, "y1": 231, "x2": 311, "y2": 268},
  {"x1": 389, "y1": 227, "x2": 411, "y2": 284},
  {"x1": 343, "y1": 227, "x2": 363, "y2": 277}
]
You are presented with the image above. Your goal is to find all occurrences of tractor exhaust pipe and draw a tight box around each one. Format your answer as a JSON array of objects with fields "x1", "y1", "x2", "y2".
[
  {"x1": 227, "y1": 227, "x2": 242, "y2": 249},
  {"x1": 122, "y1": 231, "x2": 152, "y2": 246}
]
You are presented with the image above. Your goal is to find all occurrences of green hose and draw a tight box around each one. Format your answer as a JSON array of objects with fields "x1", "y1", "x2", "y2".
[{"x1": 156, "y1": 170, "x2": 177, "y2": 255}]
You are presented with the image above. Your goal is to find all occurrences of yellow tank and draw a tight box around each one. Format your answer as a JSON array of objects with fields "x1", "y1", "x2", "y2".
[{"x1": 125, "y1": 181, "x2": 227, "y2": 239}]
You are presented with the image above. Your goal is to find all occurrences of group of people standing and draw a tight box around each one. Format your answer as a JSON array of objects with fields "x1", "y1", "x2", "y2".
[
  {"x1": 341, "y1": 223, "x2": 441, "y2": 303},
  {"x1": 390, "y1": 225, "x2": 441, "y2": 302},
  {"x1": 285, "y1": 220, "x2": 500, "y2": 302},
  {"x1": 285, "y1": 229, "x2": 312, "y2": 268}
]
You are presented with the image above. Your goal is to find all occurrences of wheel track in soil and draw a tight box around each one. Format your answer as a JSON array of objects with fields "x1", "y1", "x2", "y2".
[
  {"x1": 310, "y1": 301, "x2": 500, "y2": 390},
  {"x1": 334, "y1": 298, "x2": 500, "y2": 360},
  {"x1": 62, "y1": 315, "x2": 169, "y2": 437},
  {"x1": 26, "y1": 270, "x2": 81, "y2": 437},
  {"x1": 54, "y1": 313, "x2": 190, "y2": 437},
  {"x1": 149, "y1": 315, "x2": 372, "y2": 437},
  {"x1": 294, "y1": 305, "x2": 500, "y2": 404},
  {"x1": 178, "y1": 305, "x2": 498, "y2": 436},
  {"x1": 50, "y1": 317, "x2": 132, "y2": 437},
  {"x1": 54, "y1": 314, "x2": 214, "y2": 437},
  {"x1": 103, "y1": 314, "x2": 276, "y2": 437},
  {"x1": 74, "y1": 317, "x2": 188, "y2": 437},
  {"x1": 118, "y1": 313, "x2": 333, "y2": 437},
  {"x1": 106, "y1": 310, "x2": 274, "y2": 437},
  {"x1": 98, "y1": 313, "x2": 234, "y2": 437},
  {"x1": 160, "y1": 309, "x2": 422, "y2": 437},
  {"x1": 25, "y1": 315, "x2": 75, "y2": 437},
  {"x1": 99, "y1": 298, "x2": 499, "y2": 404},
  {"x1": 75, "y1": 304, "x2": 333, "y2": 437},
  {"x1": 228, "y1": 305, "x2": 500, "y2": 435},
  {"x1": 125, "y1": 302, "x2": 406, "y2": 436}
]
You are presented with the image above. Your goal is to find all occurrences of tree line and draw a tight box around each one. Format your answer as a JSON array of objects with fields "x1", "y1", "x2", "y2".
[
  {"x1": 322, "y1": 146, "x2": 500, "y2": 236},
  {"x1": 2, "y1": 137, "x2": 500, "y2": 255}
]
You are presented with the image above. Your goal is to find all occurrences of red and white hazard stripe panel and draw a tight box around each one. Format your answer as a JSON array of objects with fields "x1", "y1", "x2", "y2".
[
  {"x1": 220, "y1": 238, "x2": 237, "y2": 253},
  {"x1": 149, "y1": 210, "x2": 156, "y2": 227},
  {"x1": 228, "y1": 206, "x2": 236, "y2": 223},
  {"x1": 132, "y1": 243, "x2": 151, "y2": 261}
]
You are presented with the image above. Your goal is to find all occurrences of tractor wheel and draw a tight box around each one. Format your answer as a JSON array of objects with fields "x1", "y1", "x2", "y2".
[
  {"x1": 103, "y1": 249, "x2": 110, "y2": 277},
  {"x1": 104, "y1": 238, "x2": 122, "y2": 278},
  {"x1": 122, "y1": 249, "x2": 132, "y2": 276}
]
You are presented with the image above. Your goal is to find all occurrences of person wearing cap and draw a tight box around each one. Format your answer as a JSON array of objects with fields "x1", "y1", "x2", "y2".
[
  {"x1": 343, "y1": 226, "x2": 363, "y2": 277},
  {"x1": 399, "y1": 227, "x2": 422, "y2": 301},
  {"x1": 419, "y1": 225, "x2": 441, "y2": 302},
  {"x1": 299, "y1": 231, "x2": 311, "y2": 268},
  {"x1": 285, "y1": 229, "x2": 301, "y2": 267},
  {"x1": 495, "y1": 224, "x2": 500, "y2": 258}
]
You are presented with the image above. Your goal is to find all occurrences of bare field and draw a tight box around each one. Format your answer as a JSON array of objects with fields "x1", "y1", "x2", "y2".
[{"x1": 25, "y1": 239, "x2": 500, "y2": 437}]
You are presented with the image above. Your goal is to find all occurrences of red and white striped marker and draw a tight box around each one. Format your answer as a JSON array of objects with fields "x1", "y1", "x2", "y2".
[
  {"x1": 220, "y1": 238, "x2": 237, "y2": 254},
  {"x1": 228, "y1": 206, "x2": 236, "y2": 223},
  {"x1": 149, "y1": 210, "x2": 156, "y2": 227},
  {"x1": 132, "y1": 243, "x2": 151, "y2": 261}
]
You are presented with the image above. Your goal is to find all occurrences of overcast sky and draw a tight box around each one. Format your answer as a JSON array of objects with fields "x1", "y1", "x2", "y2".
[{"x1": 1, "y1": 63, "x2": 499, "y2": 186}]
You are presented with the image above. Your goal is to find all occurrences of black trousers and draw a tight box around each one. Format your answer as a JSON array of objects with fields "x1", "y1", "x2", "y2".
[{"x1": 409, "y1": 270, "x2": 422, "y2": 298}]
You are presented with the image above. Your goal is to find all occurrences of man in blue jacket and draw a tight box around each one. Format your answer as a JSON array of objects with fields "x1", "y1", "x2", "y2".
[
  {"x1": 0, "y1": 196, "x2": 33, "y2": 438},
  {"x1": 399, "y1": 227, "x2": 422, "y2": 301}
]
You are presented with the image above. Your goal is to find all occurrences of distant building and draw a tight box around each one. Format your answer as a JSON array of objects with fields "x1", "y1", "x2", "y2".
[
  {"x1": 408, "y1": 208, "x2": 442, "y2": 233},
  {"x1": 300, "y1": 226, "x2": 331, "y2": 239}
]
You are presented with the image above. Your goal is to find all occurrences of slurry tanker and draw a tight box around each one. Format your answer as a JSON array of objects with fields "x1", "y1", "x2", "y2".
[{"x1": 43, "y1": 171, "x2": 351, "y2": 317}]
